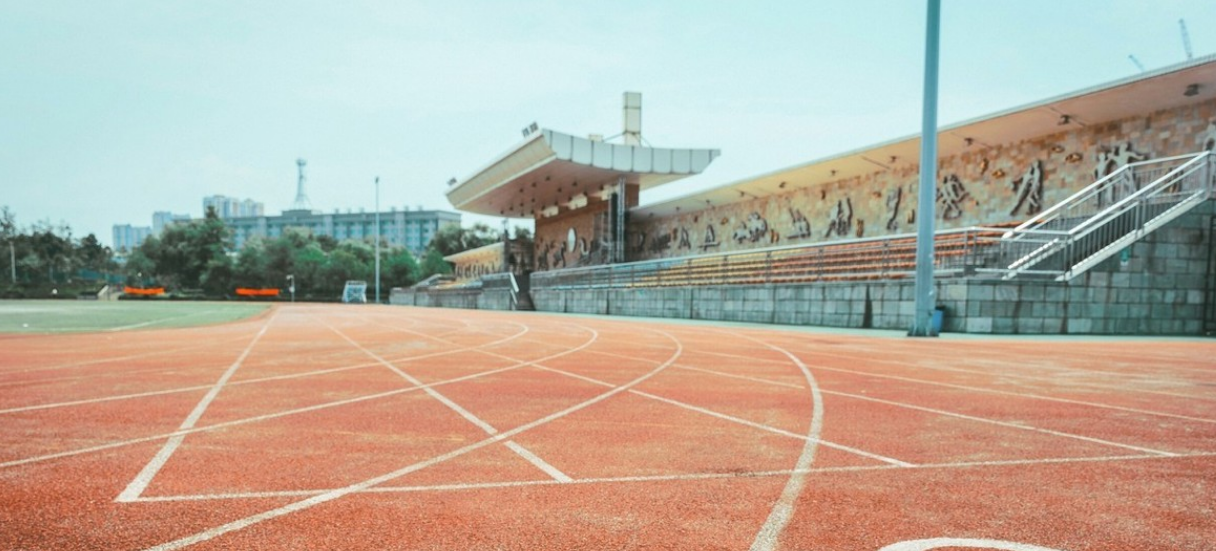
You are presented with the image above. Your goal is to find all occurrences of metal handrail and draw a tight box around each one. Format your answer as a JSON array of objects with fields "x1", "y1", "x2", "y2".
[{"x1": 997, "y1": 151, "x2": 1213, "y2": 280}]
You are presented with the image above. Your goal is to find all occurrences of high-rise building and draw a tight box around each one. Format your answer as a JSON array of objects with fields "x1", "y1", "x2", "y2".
[
  {"x1": 224, "y1": 207, "x2": 461, "y2": 255},
  {"x1": 152, "y1": 211, "x2": 191, "y2": 233},
  {"x1": 203, "y1": 195, "x2": 265, "y2": 219},
  {"x1": 111, "y1": 224, "x2": 152, "y2": 254}
]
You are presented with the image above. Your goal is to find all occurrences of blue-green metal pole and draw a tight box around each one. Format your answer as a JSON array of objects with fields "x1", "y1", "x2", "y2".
[{"x1": 909, "y1": 0, "x2": 941, "y2": 337}]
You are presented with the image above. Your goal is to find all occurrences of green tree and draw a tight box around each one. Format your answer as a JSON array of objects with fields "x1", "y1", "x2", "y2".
[
  {"x1": 135, "y1": 207, "x2": 231, "y2": 290},
  {"x1": 383, "y1": 247, "x2": 419, "y2": 288},
  {"x1": 419, "y1": 249, "x2": 452, "y2": 278},
  {"x1": 427, "y1": 222, "x2": 499, "y2": 256}
]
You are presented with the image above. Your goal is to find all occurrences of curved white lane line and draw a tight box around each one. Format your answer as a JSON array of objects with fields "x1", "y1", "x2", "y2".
[
  {"x1": 737, "y1": 332, "x2": 824, "y2": 551},
  {"x1": 141, "y1": 323, "x2": 683, "y2": 551}
]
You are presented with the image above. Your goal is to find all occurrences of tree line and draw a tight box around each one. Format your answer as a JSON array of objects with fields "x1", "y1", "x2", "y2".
[{"x1": 2, "y1": 205, "x2": 504, "y2": 300}]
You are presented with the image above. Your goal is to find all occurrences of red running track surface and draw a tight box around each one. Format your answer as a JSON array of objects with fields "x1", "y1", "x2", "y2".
[{"x1": 1, "y1": 304, "x2": 1214, "y2": 550}]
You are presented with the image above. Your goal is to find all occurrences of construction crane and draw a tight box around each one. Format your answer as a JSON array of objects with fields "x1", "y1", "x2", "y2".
[
  {"x1": 1128, "y1": 54, "x2": 1146, "y2": 73},
  {"x1": 1179, "y1": 19, "x2": 1193, "y2": 60}
]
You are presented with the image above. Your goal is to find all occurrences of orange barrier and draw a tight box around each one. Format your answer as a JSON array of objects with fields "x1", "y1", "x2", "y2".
[
  {"x1": 235, "y1": 288, "x2": 281, "y2": 297},
  {"x1": 123, "y1": 287, "x2": 165, "y2": 296}
]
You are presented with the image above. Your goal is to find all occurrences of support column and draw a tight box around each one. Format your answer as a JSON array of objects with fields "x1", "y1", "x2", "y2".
[{"x1": 909, "y1": 0, "x2": 941, "y2": 337}]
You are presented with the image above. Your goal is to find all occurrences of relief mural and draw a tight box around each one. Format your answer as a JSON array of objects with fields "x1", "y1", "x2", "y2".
[
  {"x1": 1093, "y1": 142, "x2": 1146, "y2": 207},
  {"x1": 608, "y1": 99, "x2": 1212, "y2": 265},
  {"x1": 936, "y1": 174, "x2": 970, "y2": 220},
  {"x1": 1009, "y1": 160, "x2": 1044, "y2": 216}
]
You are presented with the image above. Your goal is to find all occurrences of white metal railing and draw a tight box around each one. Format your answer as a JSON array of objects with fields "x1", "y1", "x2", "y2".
[{"x1": 995, "y1": 151, "x2": 1214, "y2": 280}]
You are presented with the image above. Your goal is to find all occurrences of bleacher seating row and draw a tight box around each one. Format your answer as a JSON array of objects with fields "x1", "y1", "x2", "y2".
[{"x1": 532, "y1": 226, "x2": 1017, "y2": 290}]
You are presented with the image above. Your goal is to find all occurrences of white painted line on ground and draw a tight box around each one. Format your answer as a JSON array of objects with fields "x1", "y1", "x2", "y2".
[
  {"x1": 696, "y1": 346, "x2": 1216, "y2": 425},
  {"x1": 1, "y1": 326, "x2": 568, "y2": 470},
  {"x1": 632, "y1": 390, "x2": 912, "y2": 467},
  {"x1": 128, "y1": 451, "x2": 1216, "y2": 503},
  {"x1": 739, "y1": 335, "x2": 825, "y2": 551},
  {"x1": 807, "y1": 362, "x2": 1216, "y2": 425},
  {"x1": 104, "y1": 309, "x2": 223, "y2": 333},
  {"x1": 115, "y1": 311, "x2": 279, "y2": 503},
  {"x1": 505, "y1": 440, "x2": 572, "y2": 483},
  {"x1": 522, "y1": 361, "x2": 908, "y2": 467},
  {"x1": 588, "y1": 348, "x2": 805, "y2": 389},
  {"x1": 797, "y1": 345, "x2": 1216, "y2": 403},
  {"x1": 327, "y1": 320, "x2": 588, "y2": 483},
  {"x1": 139, "y1": 328, "x2": 684, "y2": 551},
  {"x1": 820, "y1": 388, "x2": 1178, "y2": 457}
]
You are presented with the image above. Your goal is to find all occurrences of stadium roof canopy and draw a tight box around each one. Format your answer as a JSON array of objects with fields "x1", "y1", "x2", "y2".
[
  {"x1": 634, "y1": 53, "x2": 1216, "y2": 219},
  {"x1": 446, "y1": 129, "x2": 720, "y2": 218}
]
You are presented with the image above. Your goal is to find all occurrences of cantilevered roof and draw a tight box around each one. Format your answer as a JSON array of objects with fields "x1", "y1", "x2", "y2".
[
  {"x1": 446, "y1": 129, "x2": 720, "y2": 218},
  {"x1": 634, "y1": 54, "x2": 1216, "y2": 219}
]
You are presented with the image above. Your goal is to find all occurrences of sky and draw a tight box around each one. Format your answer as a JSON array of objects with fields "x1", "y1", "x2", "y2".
[{"x1": 2, "y1": 1, "x2": 1213, "y2": 247}]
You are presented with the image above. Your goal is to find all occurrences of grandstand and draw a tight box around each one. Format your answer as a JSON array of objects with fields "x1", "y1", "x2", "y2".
[{"x1": 404, "y1": 56, "x2": 1216, "y2": 335}]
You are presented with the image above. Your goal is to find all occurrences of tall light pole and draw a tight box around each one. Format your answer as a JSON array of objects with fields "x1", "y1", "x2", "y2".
[
  {"x1": 8, "y1": 240, "x2": 14, "y2": 284},
  {"x1": 286, "y1": 274, "x2": 295, "y2": 302},
  {"x1": 374, "y1": 176, "x2": 381, "y2": 305},
  {"x1": 909, "y1": 0, "x2": 942, "y2": 337}
]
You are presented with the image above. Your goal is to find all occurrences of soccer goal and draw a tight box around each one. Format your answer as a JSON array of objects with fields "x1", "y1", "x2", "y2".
[{"x1": 342, "y1": 280, "x2": 368, "y2": 304}]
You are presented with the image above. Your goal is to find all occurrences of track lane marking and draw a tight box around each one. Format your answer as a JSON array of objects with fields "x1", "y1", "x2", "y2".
[
  {"x1": 3, "y1": 318, "x2": 551, "y2": 470},
  {"x1": 514, "y1": 360, "x2": 907, "y2": 467},
  {"x1": 791, "y1": 344, "x2": 1216, "y2": 403},
  {"x1": 139, "y1": 327, "x2": 684, "y2": 551},
  {"x1": 681, "y1": 346, "x2": 1216, "y2": 424},
  {"x1": 820, "y1": 389, "x2": 1178, "y2": 456},
  {"x1": 325, "y1": 320, "x2": 581, "y2": 482},
  {"x1": 130, "y1": 451, "x2": 1216, "y2": 503},
  {"x1": 115, "y1": 311, "x2": 279, "y2": 502}
]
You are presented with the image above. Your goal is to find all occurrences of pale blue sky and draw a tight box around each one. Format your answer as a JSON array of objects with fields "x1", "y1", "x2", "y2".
[{"x1": 2, "y1": 1, "x2": 1213, "y2": 247}]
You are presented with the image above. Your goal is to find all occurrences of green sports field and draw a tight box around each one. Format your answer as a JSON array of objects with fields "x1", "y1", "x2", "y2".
[{"x1": 0, "y1": 300, "x2": 270, "y2": 334}]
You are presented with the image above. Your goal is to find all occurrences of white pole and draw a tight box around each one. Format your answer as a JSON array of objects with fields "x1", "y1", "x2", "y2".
[
  {"x1": 909, "y1": 0, "x2": 941, "y2": 337},
  {"x1": 374, "y1": 176, "x2": 381, "y2": 305}
]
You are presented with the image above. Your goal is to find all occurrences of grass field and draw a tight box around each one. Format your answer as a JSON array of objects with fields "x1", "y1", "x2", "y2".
[{"x1": 0, "y1": 300, "x2": 270, "y2": 334}]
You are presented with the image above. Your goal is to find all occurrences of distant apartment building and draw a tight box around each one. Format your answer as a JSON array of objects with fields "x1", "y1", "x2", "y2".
[
  {"x1": 111, "y1": 224, "x2": 152, "y2": 254},
  {"x1": 203, "y1": 195, "x2": 265, "y2": 219},
  {"x1": 226, "y1": 207, "x2": 461, "y2": 254},
  {"x1": 152, "y1": 211, "x2": 191, "y2": 233}
]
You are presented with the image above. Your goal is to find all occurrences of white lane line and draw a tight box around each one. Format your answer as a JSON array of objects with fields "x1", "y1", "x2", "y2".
[
  {"x1": 520, "y1": 361, "x2": 907, "y2": 467},
  {"x1": 504, "y1": 441, "x2": 572, "y2": 483},
  {"x1": 326, "y1": 321, "x2": 579, "y2": 483},
  {"x1": 103, "y1": 309, "x2": 222, "y2": 332},
  {"x1": 741, "y1": 336, "x2": 824, "y2": 551},
  {"x1": 631, "y1": 390, "x2": 911, "y2": 467},
  {"x1": 0, "y1": 337, "x2": 247, "y2": 377},
  {"x1": 2, "y1": 322, "x2": 551, "y2": 470},
  {"x1": 690, "y1": 346, "x2": 1216, "y2": 425},
  {"x1": 589, "y1": 348, "x2": 805, "y2": 389},
  {"x1": 807, "y1": 362, "x2": 1216, "y2": 425},
  {"x1": 796, "y1": 345, "x2": 1216, "y2": 403},
  {"x1": 134, "y1": 451, "x2": 1216, "y2": 503},
  {"x1": 115, "y1": 311, "x2": 278, "y2": 503},
  {"x1": 821, "y1": 388, "x2": 1178, "y2": 457},
  {"x1": 139, "y1": 329, "x2": 684, "y2": 551},
  {"x1": 2, "y1": 357, "x2": 550, "y2": 470},
  {"x1": 2, "y1": 321, "x2": 534, "y2": 415}
]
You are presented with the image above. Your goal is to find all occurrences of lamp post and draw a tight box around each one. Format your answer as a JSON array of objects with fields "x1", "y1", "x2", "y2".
[
  {"x1": 8, "y1": 240, "x2": 14, "y2": 284},
  {"x1": 909, "y1": 0, "x2": 942, "y2": 337},
  {"x1": 286, "y1": 274, "x2": 295, "y2": 302},
  {"x1": 374, "y1": 176, "x2": 381, "y2": 305}
]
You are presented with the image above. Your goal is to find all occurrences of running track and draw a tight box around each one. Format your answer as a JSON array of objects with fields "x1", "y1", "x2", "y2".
[{"x1": 2, "y1": 304, "x2": 1215, "y2": 550}]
